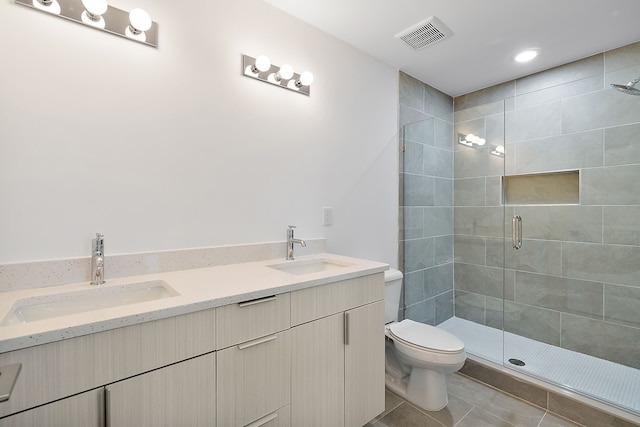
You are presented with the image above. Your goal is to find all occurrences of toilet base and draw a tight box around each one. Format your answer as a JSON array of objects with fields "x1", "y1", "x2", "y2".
[{"x1": 384, "y1": 369, "x2": 449, "y2": 412}]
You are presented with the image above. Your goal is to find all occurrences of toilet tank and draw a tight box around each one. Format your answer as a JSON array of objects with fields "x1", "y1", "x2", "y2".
[{"x1": 384, "y1": 269, "x2": 403, "y2": 324}]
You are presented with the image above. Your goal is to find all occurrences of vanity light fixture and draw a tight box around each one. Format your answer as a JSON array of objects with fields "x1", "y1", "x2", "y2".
[
  {"x1": 242, "y1": 54, "x2": 313, "y2": 96},
  {"x1": 15, "y1": 0, "x2": 158, "y2": 47},
  {"x1": 458, "y1": 133, "x2": 486, "y2": 148}
]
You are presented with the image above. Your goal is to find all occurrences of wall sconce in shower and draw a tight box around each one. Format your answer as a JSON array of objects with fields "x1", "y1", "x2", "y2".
[
  {"x1": 458, "y1": 133, "x2": 486, "y2": 148},
  {"x1": 242, "y1": 54, "x2": 313, "y2": 96},
  {"x1": 15, "y1": 0, "x2": 158, "y2": 47}
]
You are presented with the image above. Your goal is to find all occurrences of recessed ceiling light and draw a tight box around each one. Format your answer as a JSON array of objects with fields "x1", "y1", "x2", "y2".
[{"x1": 515, "y1": 49, "x2": 539, "y2": 63}]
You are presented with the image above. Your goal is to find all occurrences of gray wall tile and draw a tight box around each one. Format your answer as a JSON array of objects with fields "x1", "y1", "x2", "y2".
[
  {"x1": 515, "y1": 75, "x2": 603, "y2": 110},
  {"x1": 403, "y1": 118, "x2": 434, "y2": 145},
  {"x1": 424, "y1": 263, "x2": 454, "y2": 298},
  {"x1": 512, "y1": 130, "x2": 604, "y2": 174},
  {"x1": 399, "y1": 72, "x2": 425, "y2": 112},
  {"x1": 424, "y1": 206, "x2": 452, "y2": 237},
  {"x1": 454, "y1": 290, "x2": 486, "y2": 324},
  {"x1": 562, "y1": 89, "x2": 640, "y2": 133},
  {"x1": 504, "y1": 301, "x2": 561, "y2": 346},
  {"x1": 403, "y1": 174, "x2": 434, "y2": 206},
  {"x1": 603, "y1": 206, "x2": 640, "y2": 245},
  {"x1": 434, "y1": 178, "x2": 453, "y2": 206},
  {"x1": 455, "y1": 207, "x2": 504, "y2": 237},
  {"x1": 423, "y1": 145, "x2": 453, "y2": 178},
  {"x1": 402, "y1": 207, "x2": 424, "y2": 239},
  {"x1": 604, "y1": 40, "x2": 640, "y2": 72},
  {"x1": 405, "y1": 298, "x2": 435, "y2": 325},
  {"x1": 455, "y1": 82, "x2": 515, "y2": 111},
  {"x1": 454, "y1": 235, "x2": 486, "y2": 265},
  {"x1": 515, "y1": 271, "x2": 604, "y2": 319},
  {"x1": 582, "y1": 165, "x2": 640, "y2": 205},
  {"x1": 425, "y1": 85, "x2": 453, "y2": 119},
  {"x1": 488, "y1": 238, "x2": 563, "y2": 276},
  {"x1": 561, "y1": 313, "x2": 640, "y2": 368},
  {"x1": 514, "y1": 205, "x2": 602, "y2": 243},
  {"x1": 454, "y1": 262, "x2": 504, "y2": 298},
  {"x1": 486, "y1": 176, "x2": 503, "y2": 206},
  {"x1": 604, "y1": 284, "x2": 640, "y2": 328},
  {"x1": 434, "y1": 118, "x2": 454, "y2": 151},
  {"x1": 605, "y1": 122, "x2": 640, "y2": 166},
  {"x1": 562, "y1": 242, "x2": 640, "y2": 287},
  {"x1": 402, "y1": 141, "x2": 424, "y2": 174},
  {"x1": 506, "y1": 101, "x2": 562, "y2": 143},
  {"x1": 454, "y1": 178, "x2": 486, "y2": 206},
  {"x1": 435, "y1": 290, "x2": 454, "y2": 327},
  {"x1": 434, "y1": 235, "x2": 454, "y2": 265},
  {"x1": 454, "y1": 147, "x2": 505, "y2": 179},
  {"x1": 516, "y1": 54, "x2": 604, "y2": 96},
  {"x1": 403, "y1": 237, "x2": 435, "y2": 272},
  {"x1": 403, "y1": 269, "x2": 424, "y2": 305}
]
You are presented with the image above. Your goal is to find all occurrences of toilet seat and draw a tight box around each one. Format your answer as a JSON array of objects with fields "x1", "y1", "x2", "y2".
[{"x1": 388, "y1": 319, "x2": 464, "y2": 354}]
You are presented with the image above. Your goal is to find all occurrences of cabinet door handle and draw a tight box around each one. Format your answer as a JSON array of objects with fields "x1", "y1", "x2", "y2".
[
  {"x1": 237, "y1": 334, "x2": 277, "y2": 350},
  {"x1": 245, "y1": 411, "x2": 278, "y2": 427},
  {"x1": 238, "y1": 295, "x2": 277, "y2": 307},
  {"x1": 512, "y1": 215, "x2": 522, "y2": 250},
  {"x1": 104, "y1": 387, "x2": 112, "y2": 427},
  {"x1": 0, "y1": 363, "x2": 21, "y2": 402},
  {"x1": 344, "y1": 312, "x2": 350, "y2": 346}
]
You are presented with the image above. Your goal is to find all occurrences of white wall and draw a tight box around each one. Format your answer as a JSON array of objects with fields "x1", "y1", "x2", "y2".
[{"x1": 0, "y1": 0, "x2": 399, "y2": 266}]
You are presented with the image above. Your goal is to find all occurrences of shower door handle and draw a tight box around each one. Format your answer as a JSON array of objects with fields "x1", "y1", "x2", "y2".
[{"x1": 512, "y1": 215, "x2": 522, "y2": 249}]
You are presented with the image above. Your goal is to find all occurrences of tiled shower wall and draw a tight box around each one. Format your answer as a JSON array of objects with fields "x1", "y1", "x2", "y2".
[
  {"x1": 399, "y1": 72, "x2": 455, "y2": 325},
  {"x1": 453, "y1": 41, "x2": 640, "y2": 369}
]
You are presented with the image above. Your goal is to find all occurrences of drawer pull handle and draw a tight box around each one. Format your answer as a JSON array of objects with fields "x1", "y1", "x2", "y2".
[
  {"x1": 238, "y1": 334, "x2": 277, "y2": 350},
  {"x1": 344, "y1": 312, "x2": 350, "y2": 345},
  {"x1": 238, "y1": 295, "x2": 277, "y2": 307},
  {"x1": 245, "y1": 411, "x2": 278, "y2": 427},
  {"x1": 104, "y1": 387, "x2": 112, "y2": 427},
  {"x1": 0, "y1": 363, "x2": 21, "y2": 402}
]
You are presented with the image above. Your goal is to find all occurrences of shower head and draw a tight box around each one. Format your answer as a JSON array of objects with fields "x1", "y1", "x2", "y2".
[{"x1": 611, "y1": 77, "x2": 640, "y2": 95}]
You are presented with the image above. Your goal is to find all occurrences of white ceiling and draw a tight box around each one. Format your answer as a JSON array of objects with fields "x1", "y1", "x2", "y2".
[{"x1": 263, "y1": 0, "x2": 640, "y2": 97}]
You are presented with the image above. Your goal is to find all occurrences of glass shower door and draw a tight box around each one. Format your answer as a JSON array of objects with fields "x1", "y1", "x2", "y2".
[{"x1": 502, "y1": 68, "x2": 640, "y2": 414}]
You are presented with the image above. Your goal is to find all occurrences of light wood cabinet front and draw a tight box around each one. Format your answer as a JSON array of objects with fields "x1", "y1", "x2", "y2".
[{"x1": 106, "y1": 351, "x2": 217, "y2": 427}]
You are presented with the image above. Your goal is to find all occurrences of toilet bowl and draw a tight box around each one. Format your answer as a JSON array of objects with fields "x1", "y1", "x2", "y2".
[{"x1": 384, "y1": 269, "x2": 466, "y2": 411}]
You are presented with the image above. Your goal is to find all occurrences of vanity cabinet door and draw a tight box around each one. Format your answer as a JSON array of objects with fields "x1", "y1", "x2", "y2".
[
  {"x1": 106, "y1": 351, "x2": 216, "y2": 427},
  {"x1": 291, "y1": 312, "x2": 345, "y2": 427},
  {"x1": 0, "y1": 388, "x2": 102, "y2": 427},
  {"x1": 344, "y1": 301, "x2": 385, "y2": 427}
]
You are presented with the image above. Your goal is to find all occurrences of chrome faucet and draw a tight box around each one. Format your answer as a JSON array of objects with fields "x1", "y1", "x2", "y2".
[
  {"x1": 90, "y1": 233, "x2": 105, "y2": 285},
  {"x1": 286, "y1": 225, "x2": 306, "y2": 260}
]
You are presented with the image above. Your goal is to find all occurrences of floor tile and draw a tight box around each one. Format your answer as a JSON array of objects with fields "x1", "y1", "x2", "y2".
[
  {"x1": 456, "y1": 407, "x2": 517, "y2": 426},
  {"x1": 374, "y1": 402, "x2": 445, "y2": 427}
]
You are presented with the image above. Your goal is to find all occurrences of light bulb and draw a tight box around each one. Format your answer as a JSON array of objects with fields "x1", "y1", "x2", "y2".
[
  {"x1": 82, "y1": 0, "x2": 108, "y2": 16},
  {"x1": 276, "y1": 64, "x2": 294, "y2": 81},
  {"x1": 32, "y1": 0, "x2": 61, "y2": 14},
  {"x1": 299, "y1": 71, "x2": 314, "y2": 86},
  {"x1": 496, "y1": 145, "x2": 505, "y2": 153},
  {"x1": 254, "y1": 56, "x2": 271, "y2": 73},
  {"x1": 477, "y1": 138, "x2": 486, "y2": 146},
  {"x1": 465, "y1": 134, "x2": 475, "y2": 142},
  {"x1": 81, "y1": 0, "x2": 107, "y2": 28},
  {"x1": 129, "y1": 8, "x2": 152, "y2": 32}
]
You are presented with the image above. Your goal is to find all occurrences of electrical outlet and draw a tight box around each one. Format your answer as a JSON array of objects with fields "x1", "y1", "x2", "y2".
[{"x1": 323, "y1": 207, "x2": 333, "y2": 226}]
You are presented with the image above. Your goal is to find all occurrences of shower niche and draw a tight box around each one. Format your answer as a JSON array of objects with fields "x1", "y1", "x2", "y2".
[{"x1": 503, "y1": 170, "x2": 579, "y2": 205}]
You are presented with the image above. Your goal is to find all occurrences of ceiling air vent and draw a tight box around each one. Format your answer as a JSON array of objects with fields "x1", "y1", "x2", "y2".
[{"x1": 395, "y1": 16, "x2": 453, "y2": 51}]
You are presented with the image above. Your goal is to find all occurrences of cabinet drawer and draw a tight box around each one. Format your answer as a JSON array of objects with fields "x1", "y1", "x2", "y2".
[
  {"x1": 0, "y1": 308, "x2": 216, "y2": 418},
  {"x1": 217, "y1": 329, "x2": 291, "y2": 427},
  {"x1": 245, "y1": 405, "x2": 290, "y2": 427},
  {"x1": 216, "y1": 293, "x2": 290, "y2": 349},
  {"x1": 291, "y1": 273, "x2": 383, "y2": 326}
]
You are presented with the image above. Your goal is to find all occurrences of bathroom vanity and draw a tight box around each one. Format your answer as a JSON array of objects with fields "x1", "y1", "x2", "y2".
[{"x1": 0, "y1": 254, "x2": 386, "y2": 427}]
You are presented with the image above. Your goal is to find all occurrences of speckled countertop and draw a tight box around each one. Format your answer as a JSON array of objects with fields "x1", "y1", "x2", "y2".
[{"x1": 0, "y1": 253, "x2": 388, "y2": 354}]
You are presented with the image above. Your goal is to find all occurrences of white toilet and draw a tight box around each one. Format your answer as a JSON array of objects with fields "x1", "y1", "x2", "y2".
[{"x1": 384, "y1": 269, "x2": 466, "y2": 411}]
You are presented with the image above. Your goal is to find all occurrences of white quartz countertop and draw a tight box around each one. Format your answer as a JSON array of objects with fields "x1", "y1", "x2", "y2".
[{"x1": 0, "y1": 253, "x2": 388, "y2": 354}]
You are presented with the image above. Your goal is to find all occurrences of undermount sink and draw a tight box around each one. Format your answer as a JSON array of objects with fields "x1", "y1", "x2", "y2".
[
  {"x1": 267, "y1": 258, "x2": 353, "y2": 275},
  {"x1": 1, "y1": 280, "x2": 179, "y2": 326}
]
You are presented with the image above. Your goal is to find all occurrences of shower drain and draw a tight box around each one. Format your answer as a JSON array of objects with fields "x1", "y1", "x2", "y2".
[{"x1": 508, "y1": 358, "x2": 526, "y2": 366}]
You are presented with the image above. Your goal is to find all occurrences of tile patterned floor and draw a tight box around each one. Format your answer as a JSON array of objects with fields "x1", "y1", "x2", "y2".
[{"x1": 367, "y1": 373, "x2": 582, "y2": 427}]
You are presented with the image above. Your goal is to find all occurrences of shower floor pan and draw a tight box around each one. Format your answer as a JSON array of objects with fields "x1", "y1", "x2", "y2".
[{"x1": 438, "y1": 316, "x2": 640, "y2": 416}]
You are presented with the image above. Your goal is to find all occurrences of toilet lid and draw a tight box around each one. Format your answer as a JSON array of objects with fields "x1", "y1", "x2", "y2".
[{"x1": 389, "y1": 319, "x2": 464, "y2": 353}]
